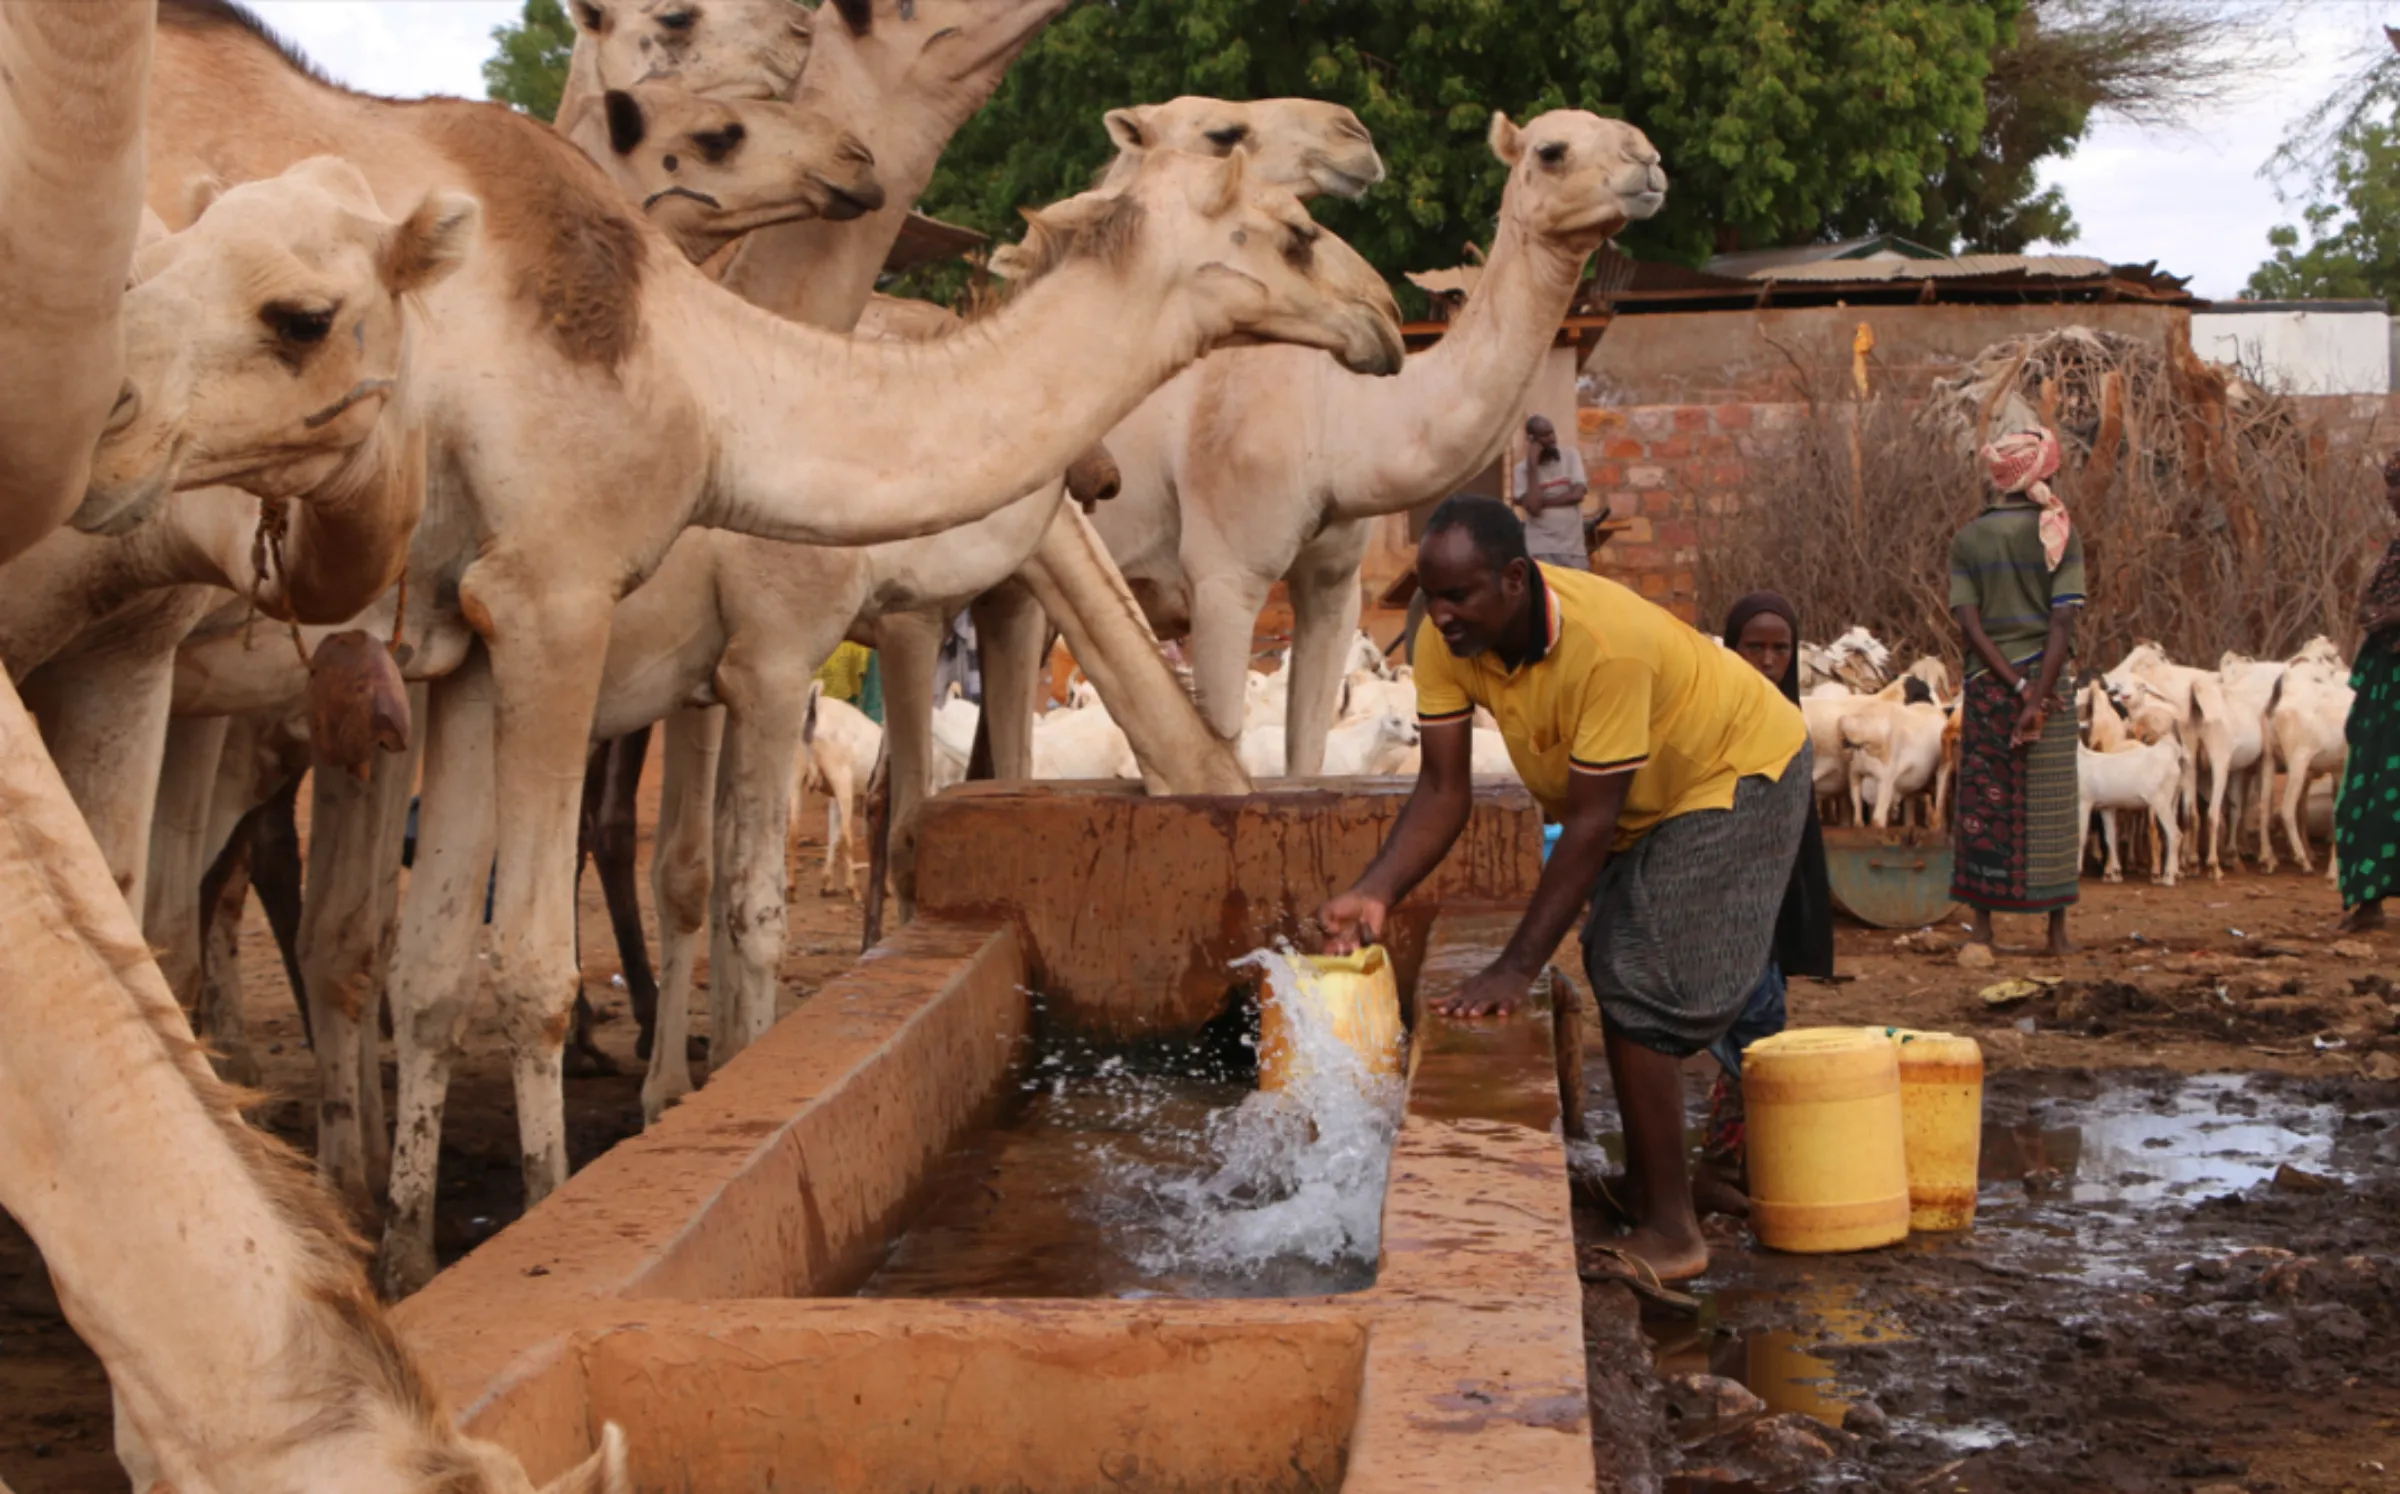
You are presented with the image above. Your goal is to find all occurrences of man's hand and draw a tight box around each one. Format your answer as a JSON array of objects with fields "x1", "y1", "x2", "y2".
[
  {"x1": 1435, "y1": 961, "x2": 1533, "y2": 1019},
  {"x1": 1316, "y1": 888, "x2": 1389, "y2": 954},
  {"x1": 2010, "y1": 696, "x2": 2049, "y2": 749}
]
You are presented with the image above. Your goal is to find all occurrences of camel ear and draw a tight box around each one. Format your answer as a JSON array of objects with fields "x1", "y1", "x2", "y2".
[
  {"x1": 537, "y1": 1424, "x2": 631, "y2": 1494},
  {"x1": 381, "y1": 191, "x2": 480, "y2": 296},
  {"x1": 603, "y1": 90, "x2": 647, "y2": 156},
  {"x1": 1489, "y1": 112, "x2": 1524, "y2": 166},
  {"x1": 183, "y1": 173, "x2": 228, "y2": 224},
  {"x1": 1104, "y1": 106, "x2": 1153, "y2": 154}
]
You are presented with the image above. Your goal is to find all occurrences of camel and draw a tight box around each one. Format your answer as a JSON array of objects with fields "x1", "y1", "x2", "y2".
[
  {"x1": 3, "y1": 156, "x2": 470, "y2": 925},
  {"x1": 560, "y1": 99, "x2": 1388, "y2": 1123},
  {"x1": 1034, "y1": 111, "x2": 1665, "y2": 778},
  {"x1": 146, "y1": 0, "x2": 1402, "y2": 1297},
  {"x1": 0, "y1": 1, "x2": 152, "y2": 561},
  {"x1": 0, "y1": 12, "x2": 626, "y2": 1485},
  {"x1": 556, "y1": 80, "x2": 884, "y2": 261}
]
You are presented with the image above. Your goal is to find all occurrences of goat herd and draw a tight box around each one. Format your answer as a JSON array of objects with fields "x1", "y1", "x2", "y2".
[{"x1": 1797, "y1": 628, "x2": 2358, "y2": 890}]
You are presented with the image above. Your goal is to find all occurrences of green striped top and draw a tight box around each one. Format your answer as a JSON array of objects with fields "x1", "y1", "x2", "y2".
[{"x1": 1948, "y1": 498, "x2": 2086, "y2": 675}]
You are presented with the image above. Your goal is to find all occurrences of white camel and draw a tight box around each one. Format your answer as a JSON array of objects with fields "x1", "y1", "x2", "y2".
[{"x1": 1020, "y1": 110, "x2": 1665, "y2": 778}]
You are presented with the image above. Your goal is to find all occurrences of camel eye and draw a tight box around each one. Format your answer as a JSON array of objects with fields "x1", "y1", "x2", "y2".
[
  {"x1": 264, "y1": 302, "x2": 335, "y2": 346},
  {"x1": 691, "y1": 123, "x2": 745, "y2": 163},
  {"x1": 1204, "y1": 125, "x2": 1249, "y2": 151},
  {"x1": 658, "y1": 9, "x2": 696, "y2": 32},
  {"x1": 1536, "y1": 142, "x2": 1568, "y2": 167},
  {"x1": 577, "y1": 3, "x2": 605, "y2": 30}
]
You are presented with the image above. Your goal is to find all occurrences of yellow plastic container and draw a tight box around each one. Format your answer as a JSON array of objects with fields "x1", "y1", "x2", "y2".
[
  {"x1": 1258, "y1": 946, "x2": 1405, "y2": 1093},
  {"x1": 1742, "y1": 1028, "x2": 1912, "y2": 1254},
  {"x1": 1869, "y1": 1027, "x2": 1985, "y2": 1232}
]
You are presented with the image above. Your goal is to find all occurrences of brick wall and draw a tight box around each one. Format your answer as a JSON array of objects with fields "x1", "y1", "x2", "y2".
[{"x1": 1576, "y1": 402, "x2": 1804, "y2": 623}]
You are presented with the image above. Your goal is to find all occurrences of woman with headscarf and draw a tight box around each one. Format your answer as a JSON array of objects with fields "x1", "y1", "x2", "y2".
[
  {"x1": 1696, "y1": 593, "x2": 1838, "y2": 1202},
  {"x1": 2334, "y1": 452, "x2": 2400, "y2": 931},
  {"x1": 1949, "y1": 428, "x2": 2085, "y2": 956}
]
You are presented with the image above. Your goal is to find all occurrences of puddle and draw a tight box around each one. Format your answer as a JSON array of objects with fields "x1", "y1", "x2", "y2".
[
  {"x1": 1615, "y1": 1068, "x2": 2394, "y2": 1476},
  {"x1": 860, "y1": 962, "x2": 1403, "y2": 1300}
]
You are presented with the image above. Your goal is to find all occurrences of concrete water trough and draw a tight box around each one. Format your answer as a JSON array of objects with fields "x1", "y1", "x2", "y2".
[{"x1": 397, "y1": 783, "x2": 1597, "y2": 1492}]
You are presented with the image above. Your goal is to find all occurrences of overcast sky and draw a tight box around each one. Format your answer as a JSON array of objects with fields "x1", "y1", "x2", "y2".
[{"x1": 247, "y1": 0, "x2": 2394, "y2": 301}]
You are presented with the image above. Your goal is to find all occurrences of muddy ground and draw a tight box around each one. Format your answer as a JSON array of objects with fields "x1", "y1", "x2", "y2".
[
  {"x1": 4, "y1": 787, "x2": 2398, "y2": 1492},
  {"x1": 1575, "y1": 865, "x2": 2400, "y2": 1494}
]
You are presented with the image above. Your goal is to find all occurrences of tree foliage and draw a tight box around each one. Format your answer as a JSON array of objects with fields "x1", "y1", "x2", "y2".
[
  {"x1": 1837, "y1": 0, "x2": 2258, "y2": 253},
  {"x1": 483, "y1": 0, "x2": 576, "y2": 123},
  {"x1": 919, "y1": 0, "x2": 2018, "y2": 274},
  {"x1": 2248, "y1": 112, "x2": 2400, "y2": 302}
]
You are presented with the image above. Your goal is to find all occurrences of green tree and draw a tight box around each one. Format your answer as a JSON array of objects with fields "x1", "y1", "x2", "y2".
[
  {"x1": 919, "y1": 0, "x2": 2018, "y2": 276},
  {"x1": 2248, "y1": 114, "x2": 2400, "y2": 302},
  {"x1": 483, "y1": 0, "x2": 576, "y2": 123}
]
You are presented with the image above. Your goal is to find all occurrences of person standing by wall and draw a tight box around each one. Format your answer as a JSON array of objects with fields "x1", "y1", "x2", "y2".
[
  {"x1": 1513, "y1": 414, "x2": 1591, "y2": 572},
  {"x1": 2335, "y1": 451, "x2": 2400, "y2": 932},
  {"x1": 1949, "y1": 429, "x2": 2084, "y2": 957}
]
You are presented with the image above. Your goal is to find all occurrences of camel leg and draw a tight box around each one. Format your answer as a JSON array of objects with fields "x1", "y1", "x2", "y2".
[
  {"x1": 1180, "y1": 563, "x2": 1269, "y2": 768},
  {"x1": 1283, "y1": 552, "x2": 1366, "y2": 778},
  {"x1": 875, "y1": 607, "x2": 944, "y2": 920},
  {"x1": 645, "y1": 705, "x2": 720, "y2": 1124},
  {"x1": 1023, "y1": 506, "x2": 1248, "y2": 793},
  {"x1": 972, "y1": 582, "x2": 1046, "y2": 781},
  {"x1": 194, "y1": 839, "x2": 256, "y2": 1084},
  {"x1": 298, "y1": 720, "x2": 419, "y2": 1218},
  {"x1": 588, "y1": 726, "x2": 657, "y2": 1058},
  {"x1": 710, "y1": 661, "x2": 814, "y2": 1059},
  {"x1": 20, "y1": 629, "x2": 179, "y2": 916},
  {"x1": 144, "y1": 714, "x2": 229, "y2": 1005},
  {"x1": 471, "y1": 588, "x2": 619, "y2": 1221},
  {"x1": 248, "y1": 774, "x2": 308, "y2": 1029},
  {"x1": 379, "y1": 654, "x2": 500, "y2": 1297}
]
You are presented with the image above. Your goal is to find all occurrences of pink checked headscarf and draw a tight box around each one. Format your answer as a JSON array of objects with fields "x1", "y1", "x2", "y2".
[{"x1": 1981, "y1": 428, "x2": 2069, "y2": 572}]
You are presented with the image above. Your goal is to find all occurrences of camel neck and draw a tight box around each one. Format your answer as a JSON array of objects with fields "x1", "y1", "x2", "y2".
[
  {"x1": 674, "y1": 253, "x2": 1220, "y2": 547},
  {"x1": 1325, "y1": 206, "x2": 1590, "y2": 518}
]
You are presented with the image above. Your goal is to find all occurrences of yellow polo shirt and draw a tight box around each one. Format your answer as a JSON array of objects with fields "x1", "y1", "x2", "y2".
[{"x1": 1415, "y1": 565, "x2": 1805, "y2": 848}]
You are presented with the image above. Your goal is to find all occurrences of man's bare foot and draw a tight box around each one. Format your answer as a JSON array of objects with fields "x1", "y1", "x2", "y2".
[
  {"x1": 1690, "y1": 1170, "x2": 1751, "y2": 1219},
  {"x1": 2338, "y1": 901, "x2": 2387, "y2": 934},
  {"x1": 1614, "y1": 1223, "x2": 1711, "y2": 1283},
  {"x1": 2045, "y1": 934, "x2": 2079, "y2": 956}
]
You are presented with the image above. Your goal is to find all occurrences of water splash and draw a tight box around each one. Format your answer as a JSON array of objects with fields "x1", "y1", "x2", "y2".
[{"x1": 1107, "y1": 945, "x2": 1406, "y2": 1283}]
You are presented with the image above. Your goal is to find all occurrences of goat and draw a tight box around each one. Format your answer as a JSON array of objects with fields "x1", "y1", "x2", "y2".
[
  {"x1": 1839, "y1": 681, "x2": 1947, "y2": 828},
  {"x1": 2262, "y1": 645, "x2": 2353, "y2": 877},
  {"x1": 1032, "y1": 697, "x2": 1141, "y2": 780},
  {"x1": 799, "y1": 683, "x2": 883, "y2": 900},
  {"x1": 2078, "y1": 731, "x2": 2186, "y2": 886}
]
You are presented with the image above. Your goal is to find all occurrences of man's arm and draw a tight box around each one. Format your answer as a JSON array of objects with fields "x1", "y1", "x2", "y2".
[
  {"x1": 1953, "y1": 604, "x2": 2022, "y2": 690},
  {"x1": 1318, "y1": 720, "x2": 1474, "y2": 950},
  {"x1": 2014, "y1": 604, "x2": 2078, "y2": 747},
  {"x1": 1439, "y1": 764, "x2": 1631, "y2": 1016}
]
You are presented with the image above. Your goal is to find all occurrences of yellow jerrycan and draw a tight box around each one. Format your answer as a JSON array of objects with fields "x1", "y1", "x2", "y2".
[
  {"x1": 1742, "y1": 1028, "x2": 1911, "y2": 1253},
  {"x1": 1258, "y1": 946, "x2": 1405, "y2": 1093},
  {"x1": 1869, "y1": 1028, "x2": 1984, "y2": 1232}
]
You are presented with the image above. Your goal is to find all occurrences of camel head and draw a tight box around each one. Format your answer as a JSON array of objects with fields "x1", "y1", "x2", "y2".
[
  {"x1": 1103, "y1": 97, "x2": 1386, "y2": 202},
  {"x1": 81, "y1": 157, "x2": 478, "y2": 534},
  {"x1": 570, "y1": 0, "x2": 813, "y2": 100},
  {"x1": 993, "y1": 150, "x2": 1405, "y2": 378},
  {"x1": 566, "y1": 83, "x2": 883, "y2": 261},
  {"x1": 1487, "y1": 110, "x2": 1666, "y2": 252}
]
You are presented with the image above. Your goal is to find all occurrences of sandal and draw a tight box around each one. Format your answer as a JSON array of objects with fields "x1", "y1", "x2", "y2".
[{"x1": 1576, "y1": 1244, "x2": 1702, "y2": 1313}]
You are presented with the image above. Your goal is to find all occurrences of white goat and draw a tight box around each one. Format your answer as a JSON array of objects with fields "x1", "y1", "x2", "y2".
[
  {"x1": 1242, "y1": 708, "x2": 1420, "y2": 778},
  {"x1": 799, "y1": 684, "x2": 883, "y2": 900},
  {"x1": 1816, "y1": 626, "x2": 1893, "y2": 694},
  {"x1": 929, "y1": 692, "x2": 979, "y2": 793},
  {"x1": 2078, "y1": 732, "x2": 2186, "y2": 886},
  {"x1": 2104, "y1": 643, "x2": 2236, "y2": 873},
  {"x1": 1840, "y1": 695, "x2": 1951, "y2": 828},
  {"x1": 2263, "y1": 643, "x2": 2354, "y2": 876},
  {"x1": 1032, "y1": 698, "x2": 1141, "y2": 780}
]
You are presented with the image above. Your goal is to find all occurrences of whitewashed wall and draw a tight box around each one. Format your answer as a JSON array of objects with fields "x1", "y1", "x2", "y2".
[{"x1": 2191, "y1": 306, "x2": 2391, "y2": 396}]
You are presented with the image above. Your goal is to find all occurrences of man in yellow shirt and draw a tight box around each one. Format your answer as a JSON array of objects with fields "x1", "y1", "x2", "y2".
[{"x1": 1320, "y1": 497, "x2": 1810, "y2": 1282}]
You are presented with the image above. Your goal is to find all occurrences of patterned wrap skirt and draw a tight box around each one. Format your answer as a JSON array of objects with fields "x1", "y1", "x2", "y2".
[
  {"x1": 1950, "y1": 666, "x2": 2081, "y2": 913},
  {"x1": 2337, "y1": 647, "x2": 2400, "y2": 909},
  {"x1": 1582, "y1": 745, "x2": 1812, "y2": 1058}
]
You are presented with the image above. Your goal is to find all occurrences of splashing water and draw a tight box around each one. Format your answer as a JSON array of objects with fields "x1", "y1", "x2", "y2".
[{"x1": 1108, "y1": 946, "x2": 1407, "y2": 1283}]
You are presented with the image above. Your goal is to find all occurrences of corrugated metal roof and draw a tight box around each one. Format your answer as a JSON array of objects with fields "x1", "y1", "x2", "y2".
[
  {"x1": 1706, "y1": 234, "x2": 1947, "y2": 277},
  {"x1": 1745, "y1": 254, "x2": 2117, "y2": 283}
]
